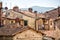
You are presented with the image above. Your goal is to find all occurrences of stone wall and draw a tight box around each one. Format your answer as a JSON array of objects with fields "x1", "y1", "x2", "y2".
[{"x1": 13, "y1": 29, "x2": 43, "y2": 40}]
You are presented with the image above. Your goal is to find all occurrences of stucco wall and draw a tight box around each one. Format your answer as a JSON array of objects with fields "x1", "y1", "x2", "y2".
[{"x1": 23, "y1": 15, "x2": 35, "y2": 29}]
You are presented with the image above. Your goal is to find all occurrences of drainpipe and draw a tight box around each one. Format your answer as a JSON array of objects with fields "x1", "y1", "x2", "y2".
[
  {"x1": 58, "y1": 7, "x2": 60, "y2": 17},
  {"x1": 34, "y1": 11, "x2": 37, "y2": 30}
]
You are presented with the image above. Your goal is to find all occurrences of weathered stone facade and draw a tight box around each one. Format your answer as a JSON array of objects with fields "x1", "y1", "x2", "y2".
[
  {"x1": 2, "y1": 10, "x2": 35, "y2": 29},
  {"x1": 13, "y1": 29, "x2": 43, "y2": 40}
]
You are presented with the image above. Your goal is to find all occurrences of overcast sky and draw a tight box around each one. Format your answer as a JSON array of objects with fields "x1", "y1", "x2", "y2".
[{"x1": 0, "y1": 0, "x2": 60, "y2": 9}]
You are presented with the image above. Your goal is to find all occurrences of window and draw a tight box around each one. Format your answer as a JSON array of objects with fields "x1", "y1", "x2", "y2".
[
  {"x1": 50, "y1": 21, "x2": 52, "y2": 25},
  {"x1": 24, "y1": 20, "x2": 28, "y2": 26},
  {"x1": 5, "y1": 12, "x2": 10, "y2": 17},
  {"x1": 11, "y1": 21, "x2": 14, "y2": 24},
  {"x1": 6, "y1": 12, "x2": 10, "y2": 15}
]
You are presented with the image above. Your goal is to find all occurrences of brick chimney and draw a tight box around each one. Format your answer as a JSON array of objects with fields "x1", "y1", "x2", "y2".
[
  {"x1": 28, "y1": 8, "x2": 33, "y2": 12},
  {"x1": 0, "y1": 2, "x2": 2, "y2": 27},
  {"x1": 13, "y1": 6, "x2": 19, "y2": 12}
]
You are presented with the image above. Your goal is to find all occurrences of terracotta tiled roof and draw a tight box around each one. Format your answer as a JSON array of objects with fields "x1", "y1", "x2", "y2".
[
  {"x1": 2, "y1": 17, "x2": 24, "y2": 21},
  {"x1": 0, "y1": 25, "x2": 29, "y2": 36},
  {"x1": 20, "y1": 10, "x2": 36, "y2": 18},
  {"x1": 2, "y1": 9, "x2": 46, "y2": 19},
  {"x1": 20, "y1": 10, "x2": 46, "y2": 18},
  {"x1": 54, "y1": 17, "x2": 60, "y2": 21},
  {"x1": 37, "y1": 13, "x2": 46, "y2": 18},
  {"x1": 44, "y1": 7, "x2": 60, "y2": 19},
  {"x1": 0, "y1": 25, "x2": 45, "y2": 36}
]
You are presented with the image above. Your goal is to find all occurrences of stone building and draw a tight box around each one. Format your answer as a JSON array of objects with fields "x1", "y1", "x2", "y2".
[
  {"x1": 36, "y1": 17, "x2": 55, "y2": 30},
  {"x1": 2, "y1": 6, "x2": 46, "y2": 30},
  {"x1": 43, "y1": 7, "x2": 60, "y2": 30},
  {"x1": 2, "y1": 8, "x2": 35, "y2": 29},
  {"x1": 2, "y1": 6, "x2": 56, "y2": 30},
  {"x1": 0, "y1": 26, "x2": 44, "y2": 40}
]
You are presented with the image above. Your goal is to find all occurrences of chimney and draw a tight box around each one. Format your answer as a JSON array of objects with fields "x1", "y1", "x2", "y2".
[
  {"x1": 0, "y1": 2, "x2": 2, "y2": 27},
  {"x1": 34, "y1": 11, "x2": 37, "y2": 30},
  {"x1": 34, "y1": 11, "x2": 37, "y2": 13},
  {"x1": 13, "y1": 6, "x2": 19, "y2": 12},
  {"x1": 28, "y1": 8, "x2": 33, "y2": 12},
  {"x1": 5, "y1": 7, "x2": 8, "y2": 10}
]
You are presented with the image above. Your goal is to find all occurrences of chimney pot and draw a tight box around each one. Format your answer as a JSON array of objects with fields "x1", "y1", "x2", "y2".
[
  {"x1": 13, "y1": 6, "x2": 19, "y2": 12},
  {"x1": 28, "y1": 8, "x2": 33, "y2": 12},
  {"x1": 5, "y1": 7, "x2": 8, "y2": 10}
]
